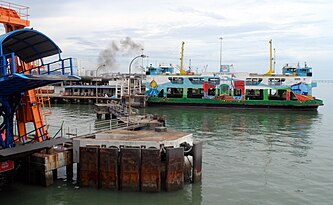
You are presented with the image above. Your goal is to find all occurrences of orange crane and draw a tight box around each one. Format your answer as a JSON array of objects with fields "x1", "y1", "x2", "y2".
[{"x1": 0, "y1": 1, "x2": 48, "y2": 144}]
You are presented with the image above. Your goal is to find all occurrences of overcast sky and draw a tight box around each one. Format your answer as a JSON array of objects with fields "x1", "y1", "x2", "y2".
[{"x1": 2, "y1": 0, "x2": 333, "y2": 79}]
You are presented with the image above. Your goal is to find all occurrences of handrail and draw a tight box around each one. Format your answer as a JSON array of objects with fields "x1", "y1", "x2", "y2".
[
  {"x1": 64, "y1": 117, "x2": 146, "y2": 138},
  {"x1": 0, "y1": 53, "x2": 75, "y2": 77},
  {"x1": 33, "y1": 58, "x2": 74, "y2": 76},
  {"x1": 0, "y1": 1, "x2": 30, "y2": 19}
]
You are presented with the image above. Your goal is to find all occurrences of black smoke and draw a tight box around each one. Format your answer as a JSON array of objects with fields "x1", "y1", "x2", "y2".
[{"x1": 98, "y1": 37, "x2": 143, "y2": 72}]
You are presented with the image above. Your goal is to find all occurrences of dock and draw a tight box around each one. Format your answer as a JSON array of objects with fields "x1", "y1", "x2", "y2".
[
  {"x1": 1, "y1": 116, "x2": 202, "y2": 192},
  {"x1": 74, "y1": 126, "x2": 202, "y2": 192}
]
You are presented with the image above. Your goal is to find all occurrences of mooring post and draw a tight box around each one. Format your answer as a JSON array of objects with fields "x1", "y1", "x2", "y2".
[
  {"x1": 52, "y1": 169, "x2": 58, "y2": 181},
  {"x1": 66, "y1": 149, "x2": 74, "y2": 182},
  {"x1": 192, "y1": 142, "x2": 203, "y2": 183},
  {"x1": 76, "y1": 163, "x2": 80, "y2": 184},
  {"x1": 66, "y1": 164, "x2": 73, "y2": 182}
]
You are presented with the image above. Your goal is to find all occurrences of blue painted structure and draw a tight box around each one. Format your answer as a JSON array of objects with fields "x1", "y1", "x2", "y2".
[
  {"x1": 0, "y1": 29, "x2": 79, "y2": 149},
  {"x1": 282, "y1": 66, "x2": 312, "y2": 77},
  {"x1": 146, "y1": 65, "x2": 174, "y2": 75}
]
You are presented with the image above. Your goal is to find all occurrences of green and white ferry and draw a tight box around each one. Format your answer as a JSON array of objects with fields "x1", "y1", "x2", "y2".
[{"x1": 145, "y1": 41, "x2": 323, "y2": 110}]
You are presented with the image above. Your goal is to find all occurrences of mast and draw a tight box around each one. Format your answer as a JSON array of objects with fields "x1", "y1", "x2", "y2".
[
  {"x1": 266, "y1": 39, "x2": 273, "y2": 75},
  {"x1": 180, "y1": 41, "x2": 186, "y2": 75}
]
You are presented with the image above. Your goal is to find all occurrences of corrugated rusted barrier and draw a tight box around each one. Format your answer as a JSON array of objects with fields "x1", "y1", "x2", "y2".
[
  {"x1": 192, "y1": 142, "x2": 203, "y2": 183},
  {"x1": 80, "y1": 147, "x2": 99, "y2": 188},
  {"x1": 120, "y1": 148, "x2": 141, "y2": 191},
  {"x1": 78, "y1": 143, "x2": 202, "y2": 192},
  {"x1": 141, "y1": 148, "x2": 161, "y2": 192},
  {"x1": 166, "y1": 147, "x2": 184, "y2": 192},
  {"x1": 99, "y1": 148, "x2": 118, "y2": 190}
]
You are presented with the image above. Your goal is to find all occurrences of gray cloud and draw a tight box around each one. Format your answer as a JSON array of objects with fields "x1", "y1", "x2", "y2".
[{"x1": 170, "y1": 7, "x2": 226, "y2": 20}]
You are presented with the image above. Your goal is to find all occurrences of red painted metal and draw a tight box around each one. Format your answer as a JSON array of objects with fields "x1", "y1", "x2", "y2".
[
  {"x1": 0, "y1": 160, "x2": 14, "y2": 172},
  {"x1": 203, "y1": 81, "x2": 215, "y2": 92},
  {"x1": 234, "y1": 80, "x2": 245, "y2": 94}
]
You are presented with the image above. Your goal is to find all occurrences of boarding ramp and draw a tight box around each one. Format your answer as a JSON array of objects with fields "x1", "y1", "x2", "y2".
[{"x1": 0, "y1": 29, "x2": 79, "y2": 149}]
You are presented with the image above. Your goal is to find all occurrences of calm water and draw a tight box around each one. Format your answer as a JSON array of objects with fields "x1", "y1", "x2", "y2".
[{"x1": 1, "y1": 83, "x2": 333, "y2": 205}]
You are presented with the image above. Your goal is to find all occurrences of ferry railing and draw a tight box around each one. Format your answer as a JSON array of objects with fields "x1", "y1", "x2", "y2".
[
  {"x1": 0, "y1": 53, "x2": 75, "y2": 77},
  {"x1": 31, "y1": 58, "x2": 75, "y2": 76},
  {"x1": 0, "y1": 1, "x2": 30, "y2": 19},
  {"x1": 107, "y1": 100, "x2": 139, "y2": 116},
  {"x1": 0, "y1": 52, "x2": 16, "y2": 76},
  {"x1": 63, "y1": 118, "x2": 143, "y2": 138}
]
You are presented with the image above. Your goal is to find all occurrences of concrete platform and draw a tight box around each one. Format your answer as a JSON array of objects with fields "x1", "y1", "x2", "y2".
[{"x1": 73, "y1": 128, "x2": 192, "y2": 163}]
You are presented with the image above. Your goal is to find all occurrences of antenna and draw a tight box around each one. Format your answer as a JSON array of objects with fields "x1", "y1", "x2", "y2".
[
  {"x1": 265, "y1": 39, "x2": 273, "y2": 75},
  {"x1": 273, "y1": 48, "x2": 276, "y2": 73},
  {"x1": 189, "y1": 59, "x2": 192, "y2": 72}
]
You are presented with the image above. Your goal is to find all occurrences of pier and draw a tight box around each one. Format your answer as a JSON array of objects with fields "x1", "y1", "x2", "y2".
[
  {"x1": 38, "y1": 74, "x2": 147, "y2": 106},
  {"x1": 74, "y1": 127, "x2": 202, "y2": 192},
  {"x1": 1, "y1": 119, "x2": 202, "y2": 191}
]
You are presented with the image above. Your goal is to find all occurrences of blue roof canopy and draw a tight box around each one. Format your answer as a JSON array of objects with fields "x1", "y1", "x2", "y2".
[{"x1": 0, "y1": 28, "x2": 62, "y2": 63}]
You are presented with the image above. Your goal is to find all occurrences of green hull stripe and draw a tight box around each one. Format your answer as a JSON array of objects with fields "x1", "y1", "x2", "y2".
[{"x1": 147, "y1": 97, "x2": 324, "y2": 107}]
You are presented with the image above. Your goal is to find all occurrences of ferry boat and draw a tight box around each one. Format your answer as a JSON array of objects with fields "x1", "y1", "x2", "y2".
[{"x1": 144, "y1": 41, "x2": 323, "y2": 110}]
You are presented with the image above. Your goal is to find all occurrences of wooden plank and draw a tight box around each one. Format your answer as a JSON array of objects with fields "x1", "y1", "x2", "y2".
[{"x1": 0, "y1": 138, "x2": 72, "y2": 160}]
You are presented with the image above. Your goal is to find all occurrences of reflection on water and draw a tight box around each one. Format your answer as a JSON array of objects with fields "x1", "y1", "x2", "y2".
[{"x1": 144, "y1": 107, "x2": 320, "y2": 158}]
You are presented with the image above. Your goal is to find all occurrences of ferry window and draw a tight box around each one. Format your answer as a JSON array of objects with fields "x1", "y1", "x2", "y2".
[
  {"x1": 245, "y1": 89, "x2": 263, "y2": 100},
  {"x1": 269, "y1": 89, "x2": 287, "y2": 101},
  {"x1": 269, "y1": 89, "x2": 277, "y2": 95},
  {"x1": 268, "y1": 78, "x2": 282, "y2": 85},
  {"x1": 189, "y1": 77, "x2": 204, "y2": 84},
  {"x1": 208, "y1": 78, "x2": 220, "y2": 85},
  {"x1": 234, "y1": 89, "x2": 242, "y2": 96},
  {"x1": 221, "y1": 85, "x2": 229, "y2": 93},
  {"x1": 246, "y1": 78, "x2": 252, "y2": 85},
  {"x1": 246, "y1": 78, "x2": 263, "y2": 85},
  {"x1": 281, "y1": 78, "x2": 285, "y2": 84},
  {"x1": 295, "y1": 78, "x2": 300, "y2": 81},
  {"x1": 168, "y1": 77, "x2": 184, "y2": 84},
  {"x1": 166, "y1": 88, "x2": 183, "y2": 98}
]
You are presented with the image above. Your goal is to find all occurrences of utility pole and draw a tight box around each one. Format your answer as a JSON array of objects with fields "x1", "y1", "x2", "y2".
[{"x1": 219, "y1": 37, "x2": 223, "y2": 70}]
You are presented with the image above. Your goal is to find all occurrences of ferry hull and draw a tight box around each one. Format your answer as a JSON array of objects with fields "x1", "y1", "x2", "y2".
[{"x1": 147, "y1": 97, "x2": 322, "y2": 110}]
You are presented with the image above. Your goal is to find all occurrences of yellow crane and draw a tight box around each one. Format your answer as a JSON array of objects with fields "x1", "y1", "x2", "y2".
[{"x1": 179, "y1": 41, "x2": 187, "y2": 75}]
